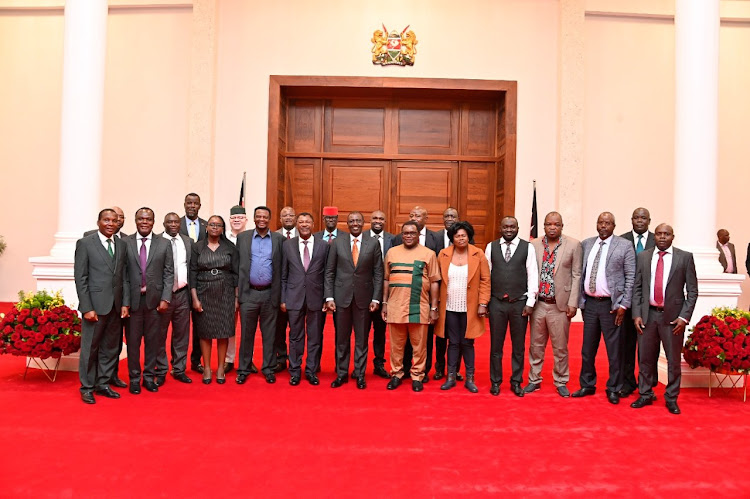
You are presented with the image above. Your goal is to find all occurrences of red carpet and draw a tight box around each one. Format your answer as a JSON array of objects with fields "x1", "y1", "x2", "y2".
[{"x1": 1, "y1": 320, "x2": 749, "y2": 497}]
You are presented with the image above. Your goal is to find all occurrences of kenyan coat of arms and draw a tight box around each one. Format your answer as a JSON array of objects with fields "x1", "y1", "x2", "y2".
[{"x1": 371, "y1": 24, "x2": 418, "y2": 66}]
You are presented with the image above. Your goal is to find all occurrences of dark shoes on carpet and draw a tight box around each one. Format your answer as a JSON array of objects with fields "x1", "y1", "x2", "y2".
[
  {"x1": 666, "y1": 401, "x2": 681, "y2": 415},
  {"x1": 412, "y1": 380, "x2": 423, "y2": 392},
  {"x1": 511, "y1": 384, "x2": 524, "y2": 397},
  {"x1": 331, "y1": 376, "x2": 348, "y2": 388},
  {"x1": 289, "y1": 376, "x2": 300, "y2": 386},
  {"x1": 223, "y1": 362, "x2": 234, "y2": 374},
  {"x1": 109, "y1": 377, "x2": 127, "y2": 389},
  {"x1": 172, "y1": 371, "x2": 192, "y2": 383},
  {"x1": 190, "y1": 364, "x2": 204, "y2": 374},
  {"x1": 249, "y1": 363, "x2": 259, "y2": 374},
  {"x1": 81, "y1": 392, "x2": 96, "y2": 404},
  {"x1": 630, "y1": 394, "x2": 656, "y2": 409},
  {"x1": 129, "y1": 382, "x2": 141, "y2": 394},
  {"x1": 356, "y1": 377, "x2": 366, "y2": 389},
  {"x1": 95, "y1": 387, "x2": 120, "y2": 399},
  {"x1": 387, "y1": 376, "x2": 402, "y2": 390},
  {"x1": 490, "y1": 383, "x2": 500, "y2": 396},
  {"x1": 373, "y1": 365, "x2": 390, "y2": 379},
  {"x1": 306, "y1": 374, "x2": 320, "y2": 386},
  {"x1": 236, "y1": 374, "x2": 248, "y2": 384},
  {"x1": 571, "y1": 387, "x2": 596, "y2": 398},
  {"x1": 606, "y1": 390, "x2": 619, "y2": 405},
  {"x1": 265, "y1": 373, "x2": 276, "y2": 384},
  {"x1": 523, "y1": 382, "x2": 540, "y2": 394},
  {"x1": 143, "y1": 380, "x2": 159, "y2": 392},
  {"x1": 557, "y1": 385, "x2": 570, "y2": 398}
]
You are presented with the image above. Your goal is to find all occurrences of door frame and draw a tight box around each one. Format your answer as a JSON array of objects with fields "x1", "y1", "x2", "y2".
[{"x1": 266, "y1": 75, "x2": 517, "y2": 235}]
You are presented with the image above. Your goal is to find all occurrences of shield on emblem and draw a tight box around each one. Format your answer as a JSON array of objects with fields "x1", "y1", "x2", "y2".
[{"x1": 387, "y1": 31, "x2": 402, "y2": 63}]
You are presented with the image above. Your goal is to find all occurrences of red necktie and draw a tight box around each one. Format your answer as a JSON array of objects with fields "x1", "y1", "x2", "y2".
[
  {"x1": 286, "y1": 231, "x2": 291, "y2": 240},
  {"x1": 654, "y1": 250, "x2": 666, "y2": 306}
]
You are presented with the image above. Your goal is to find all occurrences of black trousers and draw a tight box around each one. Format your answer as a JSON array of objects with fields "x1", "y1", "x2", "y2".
[
  {"x1": 620, "y1": 308, "x2": 639, "y2": 392},
  {"x1": 288, "y1": 305, "x2": 324, "y2": 378},
  {"x1": 365, "y1": 308, "x2": 387, "y2": 368},
  {"x1": 403, "y1": 324, "x2": 436, "y2": 375},
  {"x1": 274, "y1": 308, "x2": 290, "y2": 365},
  {"x1": 489, "y1": 298, "x2": 528, "y2": 385},
  {"x1": 189, "y1": 310, "x2": 202, "y2": 368},
  {"x1": 579, "y1": 297, "x2": 623, "y2": 393},
  {"x1": 156, "y1": 287, "x2": 191, "y2": 376},
  {"x1": 79, "y1": 307, "x2": 122, "y2": 393},
  {"x1": 126, "y1": 295, "x2": 162, "y2": 382},
  {"x1": 637, "y1": 308, "x2": 684, "y2": 402},
  {"x1": 111, "y1": 318, "x2": 126, "y2": 381},
  {"x1": 446, "y1": 311, "x2": 475, "y2": 373},
  {"x1": 237, "y1": 289, "x2": 278, "y2": 376},
  {"x1": 334, "y1": 303, "x2": 369, "y2": 378}
]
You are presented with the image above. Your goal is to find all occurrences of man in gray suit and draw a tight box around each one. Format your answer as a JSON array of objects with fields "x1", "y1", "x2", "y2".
[
  {"x1": 123, "y1": 208, "x2": 174, "y2": 394},
  {"x1": 236, "y1": 206, "x2": 285, "y2": 385},
  {"x1": 619, "y1": 207, "x2": 656, "y2": 397},
  {"x1": 156, "y1": 212, "x2": 193, "y2": 384},
  {"x1": 362, "y1": 210, "x2": 393, "y2": 378},
  {"x1": 273, "y1": 205, "x2": 297, "y2": 372},
  {"x1": 282, "y1": 212, "x2": 329, "y2": 386},
  {"x1": 716, "y1": 229, "x2": 737, "y2": 273},
  {"x1": 631, "y1": 224, "x2": 698, "y2": 415},
  {"x1": 324, "y1": 211, "x2": 384, "y2": 389},
  {"x1": 74, "y1": 208, "x2": 130, "y2": 404},
  {"x1": 572, "y1": 212, "x2": 636, "y2": 404}
]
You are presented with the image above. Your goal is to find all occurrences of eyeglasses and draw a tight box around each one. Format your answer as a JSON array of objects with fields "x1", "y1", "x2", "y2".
[{"x1": 207, "y1": 223, "x2": 224, "y2": 228}]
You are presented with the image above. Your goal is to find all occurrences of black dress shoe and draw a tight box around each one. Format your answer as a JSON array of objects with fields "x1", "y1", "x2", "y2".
[
  {"x1": 110, "y1": 377, "x2": 127, "y2": 388},
  {"x1": 456, "y1": 372, "x2": 464, "y2": 381},
  {"x1": 236, "y1": 374, "x2": 248, "y2": 385},
  {"x1": 143, "y1": 380, "x2": 159, "y2": 392},
  {"x1": 412, "y1": 380, "x2": 424, "y2": 392},
  {"x1": 289, "y1": 376, "x2": 301, "y2": 386},
  {"x1": 331, "y1": 376, "x2": 349, "y2": 388},
  {"x1": 387, "y1": 376, "x2": 402, "y2": 390},
  {"x1": 618, "y1": 388, "x2": 635, "y2": 398},
  {"x1": 306, "y1": 374, "x2": 319, "y2": 386},
  {"x1": 129, "y1": 382, "x2": 141, "y2": 395},
  {"x1": 606, "y1": 390, "x2": 620, "y2": 405},
  {"x1": 490, "y1": 383, "x2": 500, "y2": 396},
  {"x1": 523, "y1": 382, "x2": 541, "y2": 394},
  {"x1": 373, "y1": 365, "x2": 389, "y2": 379},
  {"x1": 191, "y1": 364, "x2": 204, "y2": 374},
  {"x1": 421, "y1": 375, "x2": 429, "y2": 384},
  {"x1": 223, "y1": 362, "x2": 234, "y2": 374},
  {"x1": 630, "y1": 395, "x2": 654, "y2": 409},
  {"x1": 172, "y1": 372, "x2": 193, "y2": 384},
  {"x1": 249, "y1": 363, "x2": 259, "y2": 374},
  {"x1": 571, "y1": 387, "x2": 596, "y2": 398},
  {"x1": 356, "y1": 377, "x2": 366, "y2": 389},
  {"x1": 265, "y1": 373, "x2": 276, "y2": 384},
  {"x1": 273, "y1": 362, "x2": 286, "y2": 373},
  {"x1": 81, "y1": 392, "x2": 96, "y2": 404},
  {"x1": 95, "y1": 387, "x2": 121, "y2": 399},
  {"x1": 216, "y1": 375, "x2": 226, "y2": 385},
  {"x1": 511, "y1": 384, "x2": 525, "y2": 397},
  {"x1": 350, "y1": 371, "x2": 357, "y2": 380},
  {"x1": 666, "y1": 401, "x2": 681, "y2": 414},
  {"x1": 155, "y1": 376, "x2": 166, "y2": 387},
  {"x1": 433, "y1": 370, "x2": 445, "y2": 381}
]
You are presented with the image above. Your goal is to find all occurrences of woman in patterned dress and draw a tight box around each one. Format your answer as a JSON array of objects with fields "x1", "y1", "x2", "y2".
[
  {"x1": 434, "y1": 221, "x2": 491, "y2": 393},
  {"x1": 189, "y1": 215, "x2": 239, "y2": 384}
]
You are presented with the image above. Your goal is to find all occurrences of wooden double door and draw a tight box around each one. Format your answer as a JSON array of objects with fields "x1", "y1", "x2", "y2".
[{"x1": 267, "y1": 77, "x2": 517, "y2": 248}]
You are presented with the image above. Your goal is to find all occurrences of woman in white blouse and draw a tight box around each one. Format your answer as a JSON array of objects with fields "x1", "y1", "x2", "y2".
[{"x1": 434, "y1": 221, "x2": 491, "y2": 392}]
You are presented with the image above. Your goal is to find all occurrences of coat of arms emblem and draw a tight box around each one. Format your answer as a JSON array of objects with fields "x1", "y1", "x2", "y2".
[{"x1": 371, "y1": 24, "x2": 418, "y2": 66}]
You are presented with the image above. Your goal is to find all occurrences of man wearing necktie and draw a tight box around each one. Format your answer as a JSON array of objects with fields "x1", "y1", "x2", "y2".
[
  {"x1": 630, "y1": 224, "x2": 697, "y2": 415},
  {"x1": 74, "y1": 209, "x2": 131, "y2": 404},
  {"x1": 123, "y1": 208, "x2": 174, "y2": 394},
  {"x1": 273, "y1": 206, "x2": 298, "y2": 372},
  {"x1": 572, "y1": 212, "x2": 636, "y2": 405},
  {"x1": 324, "y1": 212, "x2": 384, "y2": 389},
  {"x1": 618, "y1": 207, "x2": 655, "y2": 397}
]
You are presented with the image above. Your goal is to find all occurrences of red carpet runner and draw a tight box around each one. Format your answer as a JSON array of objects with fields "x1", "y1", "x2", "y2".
[{"x1": 1, "y1": 320, "x2": 749, "y2": 497}]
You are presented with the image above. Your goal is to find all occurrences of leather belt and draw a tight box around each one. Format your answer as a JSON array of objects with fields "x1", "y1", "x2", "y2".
[
  {"x1": 586, "y1": 295, "x2": 611, "y2": 301},
  {"x1": 649, "y1": 305, "x2": 665, "y2": 312},
  {"x1": 249, "y1": 284, "x2": 272, "y2": 291},
  {"x1": 540, "y1": 296, "x2": 556, "y2": 304}
]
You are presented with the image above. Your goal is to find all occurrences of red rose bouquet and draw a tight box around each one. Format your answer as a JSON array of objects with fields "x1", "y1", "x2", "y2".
[
  {"x1": 683, "y1": 307, "x2": 750, "y2": 374},
  {"x1": 0, "y1": 290, "x2": 82, "y2": 360}
]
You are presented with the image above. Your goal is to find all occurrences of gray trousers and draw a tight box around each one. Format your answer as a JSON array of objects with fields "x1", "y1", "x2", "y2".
[
  {"x1": 79, "y1": 307, "x2": 121, "y2": 393},
  {"x1": 637, "y1": 308, "x2": 684, "y2": 402},
  {"x1": 157, "y1": 287, "x2": 191, "y2": 375},
  {"x1": 528, "y1": 301, "x2": 570, "y2": 386},
  {"x1": 126, "y1": 294, "x2": 161, "y2": 382},
  {"x1": 238, "y1": 289, "x2": 278, "y2": 376}
]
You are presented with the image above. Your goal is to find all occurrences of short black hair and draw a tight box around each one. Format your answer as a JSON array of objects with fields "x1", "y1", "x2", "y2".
[
  {"x1": 185, "y1": 193, "x2": 200, "y2": 201},
  {"x1": 297, "y1": 212, "x2": 314, "y2": 223},
  {"x1": 447, "y1": 220, "x2": 474, "y2": 242},
  {"x1": 254, "y1": 205, "x2": 272, "y2": 217},
  {"x1": 98, "y1": 208, "x2": 116, "y2": 221},
  {"x1": 135, "y1": 207, "x2": 155, "y2": 218},
  {"x1": 402, "y1": 220, "x2": 419, "y2": 232}
]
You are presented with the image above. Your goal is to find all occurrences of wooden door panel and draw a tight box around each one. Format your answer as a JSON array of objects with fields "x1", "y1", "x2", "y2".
[
  {"x1": 459, "y1": 162, "x2": 494, "y2": 247},
  {"x1": 288, "y1": 100, "x2": 323, "y2": 153},
  {"x1": 392, "y1": 161, "x2": 458, "y2": 232},
  {"x1": 324, "y1": 100, "x2": 386, "y2": 154},
  {"x1": 397, "y1": 101, "x2": 459, "y2": 155},
  {"x1": 462, "y1": 102, "x2": 496, "y2": 157},
  {"x1": 287, "y1": 158, "x2": 321, "y2": 220},
  {"x1": 322, "y1": 159, "x2": 390, "y2": 232}
]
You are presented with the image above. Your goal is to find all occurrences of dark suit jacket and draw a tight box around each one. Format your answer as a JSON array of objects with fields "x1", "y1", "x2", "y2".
[
  {"x1": 123, "y1": 233, "x2": 174, "y2": 311},
  {"x1": 717, "y1": 241, "x2": 737, "y2": 273},
  {"x1": 392, "y1": 228, "x2": 441, "y2": 254},
  {"x1": 362, "y1": 230, "x2": 394, "y2": 259},
  {"x1": 236, "y1": 229, "x2": 285, "y2": 306},
  {"x1": 74, "y1": 233, "x2": 129, "y2": 315},
  {"x1": 180, "y1": 216, "x2": 207, "y2": 242},
  {"x1": 324, "y1": 233, "x2": 383, "y2": 308},
  {"x1": 632, "y1": 247, "x2": 698, "y2": 324},
  {"x1": 281, "y1": 236, "x2": 329, "y2": 311},
  {"x1": 579, "y1": 235, "x2": 636, "y2": 311},
  {"x1": 314, "y1": 229, "x2": 349, "y2": 244},
  {"x1": 84, "y1": 229, "x2": 127, "y2": 239},
  {"x1": 435, "y1": 228, "x2": 475, "y2": 248},
  {"x1": 620, "y1": 230, "x2": 655, "y2": 252}
]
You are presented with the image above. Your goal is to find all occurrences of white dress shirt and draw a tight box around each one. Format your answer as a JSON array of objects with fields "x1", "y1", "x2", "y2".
[
  {"x1": 584, "y1": 235, "x2": 612, "y2": 297},
  {"x1": 719, "y1": 242, "x2": 734, "y2": 273},
  {"x1": 649, "y1": 246, "x2": 672, "y2": 306},
  {"x1": 163, "y1": 233, "x2": 188, "y2": 290},
  {"x1": 138, "y1": 232, "x2": 153, "y2": 257},
  {"x1": 299, "y1": 236, "x2": 314, "y2": 262},
  {"x1": 419, "y1": 227, "x2": 426, "y2": 247},
  {"x1": 281, "y1": 227, "x2": 297, "y2": 239},
  {"x1": 97, "y1": 231, "x2": 115, "y2": 255},
  {"x1": 370, "y1": 229, "x2": 385, "y2": 260},
  {"x1": 484, "y1": 236, "x2": 539, "y2": 307},
  {"x1": 443, "y1": 230, "x2": 451, "y2": 248},
  {"x1": 631, "y1": 230, "x2": 647, "y2": 250}
]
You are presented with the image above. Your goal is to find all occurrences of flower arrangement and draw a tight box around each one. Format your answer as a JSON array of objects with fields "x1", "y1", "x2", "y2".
[
  {"x1": 0, "y1": 290, "x2": 82, "y2": 359},
  {"x1": 683, "y1": 307, "x2": 750, "y2": 374}
]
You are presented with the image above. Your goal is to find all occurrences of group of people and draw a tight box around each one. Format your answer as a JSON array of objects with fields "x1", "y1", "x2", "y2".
[{"x1": 74, "y1": 196, "x2": 698, "y2": 415}]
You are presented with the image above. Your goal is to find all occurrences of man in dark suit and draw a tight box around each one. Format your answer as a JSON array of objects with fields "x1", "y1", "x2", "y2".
[
  {"x1": 236, "y1": 206, "x2": 285, "y2": 384},
  {"x1": 716, "y1": 229, "x2": 737, "y2": 273},
  {"x1": 631, "y1": 224, "x2": 698, "y2": 415},
  {"x1": 74, "y1": 209, "x2": 130, "y2": 404},
  {"x1": 392, "y1": 206, "x2": 442, "y2": 381},
  {"x1": 156, "y1": 212, "x2": 193, "y2": 384},
  {"x1": 282, "y1": 212, "x2": 329, "y2": 386},
  {"x1": 362, "y1": 209, "x2": 393, "y2": 378},
  {"x1": 324, "y1": 211, "x2": 384, "y2": 389},
  {"x1": 272, "y1": 206, "x2": 297, "y2": 372},
  {"x1": 123, "y1": 208, "x2": 174, "y2": 394},
  {"x1": 180, "y1": 193, "x2": 208, "y2": 374},
  {"x1": 618, "y1": 207, "x2": 656, "y2": 397},
  {"x1": 83, "y1": 205, "x2": 128, "y2": 388},
  {"x1": 572, "y1": 212, "x2": 636, "y2": 405}
]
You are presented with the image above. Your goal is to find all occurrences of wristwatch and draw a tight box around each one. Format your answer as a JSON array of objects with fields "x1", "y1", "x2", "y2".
[{"x1": 430, "y1": 307, "x2": 438, "y2": 311}]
